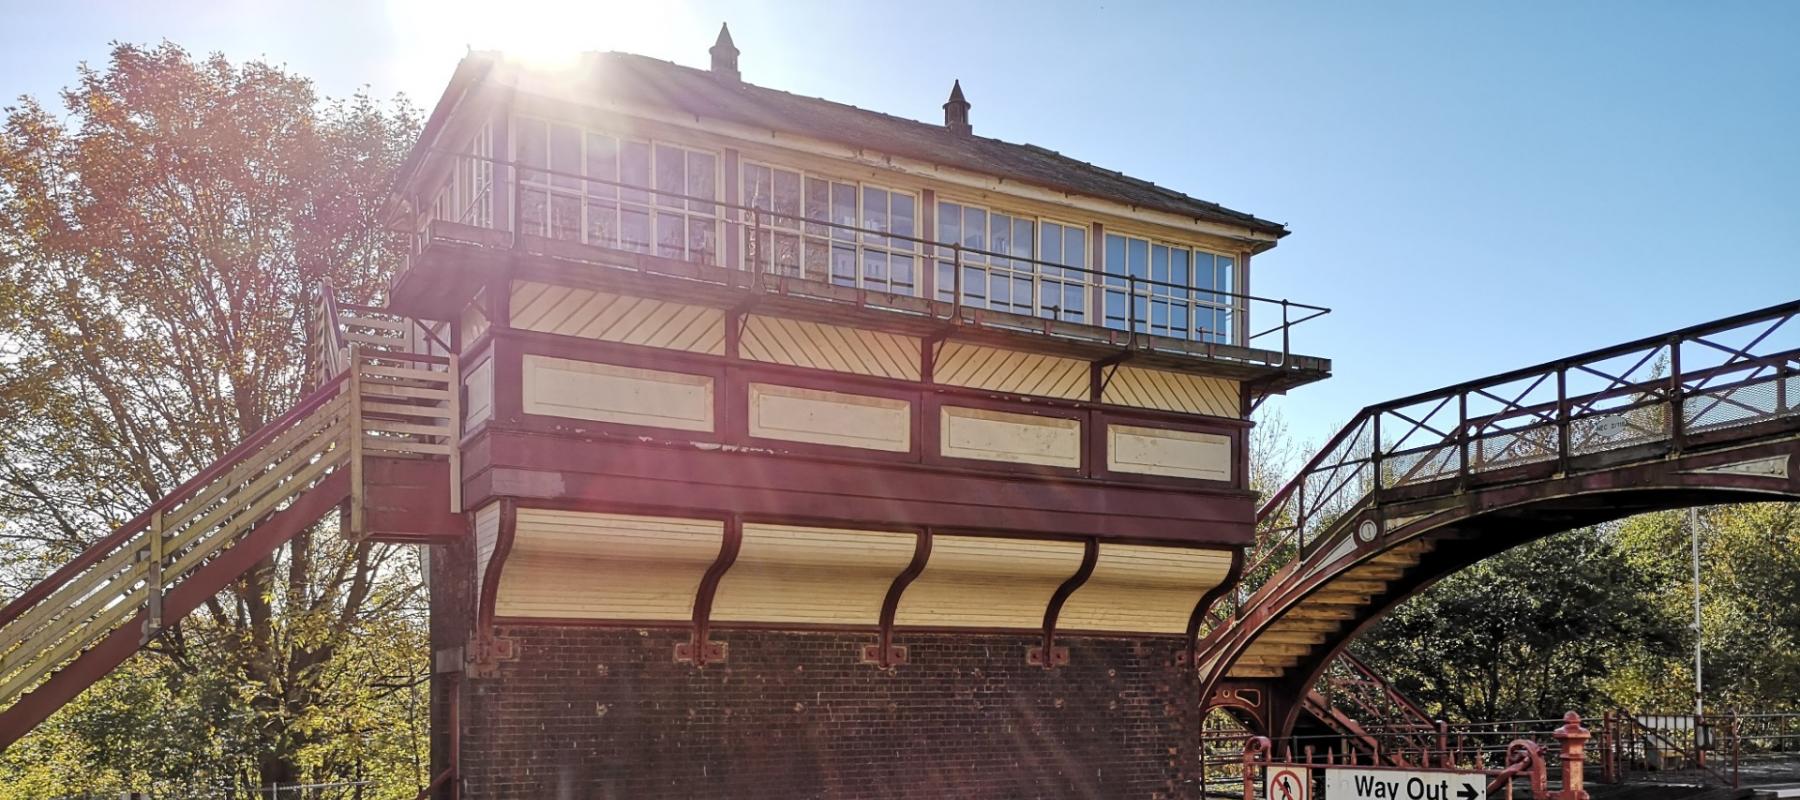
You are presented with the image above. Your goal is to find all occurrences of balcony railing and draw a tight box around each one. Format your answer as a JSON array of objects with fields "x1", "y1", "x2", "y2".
[{"x1": 412, "y1": 148, "x2": 1330, "y2": 369}]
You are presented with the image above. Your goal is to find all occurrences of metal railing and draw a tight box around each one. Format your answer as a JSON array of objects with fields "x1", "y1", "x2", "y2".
[
  {"x1": 412, "y1": 149, "x2": 1330, "y2": 367},
  {"x1": 1218, "y1": 299, "x2": 1800, "y2": 620}
]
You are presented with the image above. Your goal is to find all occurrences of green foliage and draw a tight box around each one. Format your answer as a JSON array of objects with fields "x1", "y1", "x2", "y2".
[
  {"x1": 1355, "y1": 502, "x2": 1800, "y2": 723},
  {"x1": 1356, "y1": 527, "x2": 1678, "y2": 722},
  {"x1": 0, "y1": 42, "x2": 426, "y2": 795}
]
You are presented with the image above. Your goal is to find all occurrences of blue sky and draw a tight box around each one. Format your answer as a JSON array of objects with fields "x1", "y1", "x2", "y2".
[{"x1": 3, "y1": 0, "x2": 1796, "y2": 448}]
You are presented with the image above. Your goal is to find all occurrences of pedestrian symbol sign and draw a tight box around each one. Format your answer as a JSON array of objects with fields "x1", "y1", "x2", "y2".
[{"x1": 1266, "y1": 765, "x2": 1311, "y2": 800}]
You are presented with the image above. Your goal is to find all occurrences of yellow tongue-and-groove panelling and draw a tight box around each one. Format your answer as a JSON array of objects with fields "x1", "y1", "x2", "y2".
[
  {"x1": 510, "y1": 280, "x2": 726, "y2": 354},
  {"x1": 710, "y1": 524, "x2": 918, "y2": 626},
  {"x1": 483, "y1": 508, "x2": 1234, "y2": 636},
  {"x1": 496, "y1": 510, "x2": 723, "y2": 621}
]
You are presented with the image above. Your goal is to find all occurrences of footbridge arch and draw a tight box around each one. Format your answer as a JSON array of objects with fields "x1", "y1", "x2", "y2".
[{"x1": 1198, "y1": 299, "x2": 1800, "y2": 741}]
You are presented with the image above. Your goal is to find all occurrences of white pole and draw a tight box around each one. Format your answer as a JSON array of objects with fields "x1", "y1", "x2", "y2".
[{"x1": 1690, "y1": 506, "x2": 1704, "y2": 719}]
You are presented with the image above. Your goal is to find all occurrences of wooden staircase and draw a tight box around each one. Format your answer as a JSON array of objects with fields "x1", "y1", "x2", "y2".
[{"x1": 0, "y1": 288, "x2": 457, "y2": 751}]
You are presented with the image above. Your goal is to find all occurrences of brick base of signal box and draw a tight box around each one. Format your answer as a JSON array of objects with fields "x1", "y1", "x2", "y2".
[{"x1": 448, "y1": 625, "x2": 1200, "y2": 799}]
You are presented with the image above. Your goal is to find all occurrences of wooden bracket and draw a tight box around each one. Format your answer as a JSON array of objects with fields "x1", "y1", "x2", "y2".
[
  {"x1": 1031, "y1": 538, "x2": 1097, "y2": 670},
  {"x1": 139, "y1": 509, "x2": 166, "y2": 646}
]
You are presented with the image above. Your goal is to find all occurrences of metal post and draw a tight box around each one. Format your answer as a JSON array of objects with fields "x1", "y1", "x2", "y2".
[
  {"x1": 1669, "y1": 335, "x2": 1685, "y2": 451},
  {"x1": 952, "y1": 244, "x2": 964, "y2": 317},
  {"x1": 1691, "y1": 505, "x2": 1705, "y2": 721},
  {"x1": 1553, "y1": 712, "x2": 1591, "y2": 800},
  {"x1": 1555, "y1": 365, "x2": 1571, "y2": 471}
]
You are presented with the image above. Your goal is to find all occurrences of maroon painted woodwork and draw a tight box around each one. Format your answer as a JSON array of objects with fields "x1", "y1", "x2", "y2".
[
  {"x1": 361, "y1": 457, "x2": 462, "y2": 543},
  {"x1": 462, "y1": 428, "x2": 1253, "y2": 546}
]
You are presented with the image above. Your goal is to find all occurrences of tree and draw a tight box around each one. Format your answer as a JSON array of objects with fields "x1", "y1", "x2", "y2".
[
  {"x1": 0, "y1": 42, "x2": 424, "y2": 794},
  {"x1": 1353, "y1": 527, "x2": 1679, "y2": 723}
]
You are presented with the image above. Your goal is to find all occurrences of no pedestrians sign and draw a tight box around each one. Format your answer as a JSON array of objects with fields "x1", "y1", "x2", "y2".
[
  {"x1": 1322, "y1": 769, "x2": 1483, "y2": 800},
  {"x1": 1265, "y1": 765, "x2": 1311, "y2": 800}
]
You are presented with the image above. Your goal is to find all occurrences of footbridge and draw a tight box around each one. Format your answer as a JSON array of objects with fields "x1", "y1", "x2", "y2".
[{"x1": 1199, "y1": 299, "x2": 1800, "y2": 742}]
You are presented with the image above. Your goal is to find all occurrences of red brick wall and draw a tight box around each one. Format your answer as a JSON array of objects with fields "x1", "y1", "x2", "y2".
[{"x1": 455, "y1": 626, "x2": 1200, "y2": 799}]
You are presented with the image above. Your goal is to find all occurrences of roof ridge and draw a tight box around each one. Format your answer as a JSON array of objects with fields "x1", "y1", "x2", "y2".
[{"x1": 572, "y1": 51, "x2": 1287, "y2": 234}]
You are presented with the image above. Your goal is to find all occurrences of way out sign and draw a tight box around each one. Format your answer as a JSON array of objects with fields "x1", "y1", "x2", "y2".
[
  {"x1": 1323, "y1": 769, "x2": 1484, "y2": 800},
  {"x1": 1265, "y1": 766, "x2": 1311, "y2": 800}
]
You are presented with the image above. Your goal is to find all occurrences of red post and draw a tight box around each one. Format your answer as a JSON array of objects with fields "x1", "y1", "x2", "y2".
[
  {"x1": 1554, "y1": 712, "x2": 1591, "y2": 800},
  {"x1": 1598, "y1": 711, "x2": 1616, "y2": 784},
  {"x1": 1243, "y1": 736, "x2": 1272, "y2": 800}
]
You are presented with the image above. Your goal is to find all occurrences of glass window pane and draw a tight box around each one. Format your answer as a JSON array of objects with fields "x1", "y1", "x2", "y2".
[
  {"x1": 832, "y1": 182, "x2": 856, "y2": 240},
  {"x1": 831, "y1": 243, "x2": 857, "y2": 285},
  {"x1": 890, "y1": 254, "x2": 915, "y2": 292},
  {"x1": 550, "y1": 124, "x2": 580, "y2": 188},
  {"x1": 690, "y1": 219, "x2": 717, "y2": 265},
  {"x1": 1172, "y1": 249, "x2": 1190, "y2": 296},
  {"x1": 1094, "y1": 234, "x2": 1123, "y2": 277},
  {"x1": 687, "y1": 151, "x2": 716, "y2": 214},
  {"x1": 620, "y1": 141, "x2": 650, "y2": 202},
  {"x1": 1039, "y1": 224, "x2": 1062, "y2": 267},
  {"x1": 963, "y1": 207, "x2": 986, "y2": 253},
  {"x1": 937, "y1": 201, "x2": 960, "y2": 251},
  {"x1": 864, "y1": 249, "x2": 888, "y2": 283},
  {"x1": 654, "y1": 144, "x2": 684, "y2": 206},
  {"x1": 1066, "y1": 228, "x2": 1087, "y2": 270},
  {"x1": 1013, "y1": 218, "x2": 1034, "y2": 260},
  {"x1": 550, "y1": 194, "x2": 579, "y2": 240},
  {"x1": 586, "y1": 133, "x2": 617, "y2": 197},
  {"x1": 516, "y1": 118, "x2": 547, "y2": 174},
  {"x1": 1217, "y1": 256, "x2": 1235, "y2": 295},
  {"x1": 773, "y1": 168, "x2": 801, "y2": 229},
  {"x1": 803, "y1": 177, "x2": 829, "y2": 237},
  {"x1": 1127, "y1": 237, "x2": 1149, "y2": 281},
  {"x1": 890, "y1": 192, "x2": 915, "y2": 251},
  {"x1": 936, "y1": 261, "x2": 955, "y2": 302},
  {"x1": 743, "y1": 164, "x2": 771, "y2": 209},
  {"x1": 656, "y1": 211, "x2": 685, "y2": 258},
  {"x1": 1104, "y1": 291, "x2": 1126, "y2": 329},
  {"x1": 804, "y1": 239, "x2": 829, "y2": 280},
  {"x1": 1152, "y1": 244, "x2": 1170, "y2": 289},
  {"x1": 519, "y1": 188, "x2": 547, "y2": 236},
  {"x1": 620, "y1": 206, "x2": 651, "y2": 252},
  {"x1": 990, "y1": 213, "x2": 1011, "y2": 267},
  {"x1": 863, "y1": 186, "x2": 888, "y2": 246},
  {"x1": 586, "y1": 200, "x2": 617, "y2": 247}
]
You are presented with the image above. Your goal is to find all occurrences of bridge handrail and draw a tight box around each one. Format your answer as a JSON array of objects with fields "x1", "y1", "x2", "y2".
[{"x1": 1231, "y1": 298, "x2": 1800, "y2": 619}]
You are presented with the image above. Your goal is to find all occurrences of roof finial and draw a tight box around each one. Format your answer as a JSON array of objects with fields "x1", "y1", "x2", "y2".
[
  {"x1": 943, "y1": 79, "x2": 971, "y2": 135},
  {"x1": 710, "y1": 23, "x2": 740, "y2": 83}
]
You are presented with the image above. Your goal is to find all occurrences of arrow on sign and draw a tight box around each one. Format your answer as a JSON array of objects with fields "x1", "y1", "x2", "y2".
[{"x1": 1457, "y1": 783, "x2": 1480, "y2": 800}]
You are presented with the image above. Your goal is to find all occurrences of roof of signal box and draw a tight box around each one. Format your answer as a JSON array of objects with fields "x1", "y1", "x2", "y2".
[{"x1": 400, "y1": 48, "x2": 1291, "y2": 242}]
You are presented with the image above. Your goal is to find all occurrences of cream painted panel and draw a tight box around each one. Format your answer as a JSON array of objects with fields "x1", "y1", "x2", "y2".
[
  {"x1": 933, "y1": 342, "x2": 1088, "y2": 401},
  {"x1": 509, "y1": 280, "x2": 726, "y2": 355},
  {"x1": 462, "y1": 358, "x2": 493, "y2": 428},
  {"x1": 1101, "y1": 366, "x2": 1240, "y2": 418},
  {"x1": 711, "y1": 524, "x2": 917, "y2": 625},
  {"x1": 747, "y1": 383, "x2": 911, "y2": 452},
  {"x1": 495, "y1": 509, "x2": 723, "y2": 620},
  {"x1": 1108, "y1": 424, "x2": 1233, "y2": 481},
  {"x1": 522, "y1": 354, "x2": 714, "y2": 432},
  {"x1": 1057, "y1": 544, "x2": 1232, "y2": 634},
  {"x1": 939, "y1": 406, "x2": 1081, "y2": 468},
  {"x1": 740, "y1": 315, "x2": 922, "y2": 381},
  {"x1": 471, "y1": 503, "x2": 502, "y2": 600},
  {"x1": 894, "y1": 536, "x2": 1085, "y2": 629}
]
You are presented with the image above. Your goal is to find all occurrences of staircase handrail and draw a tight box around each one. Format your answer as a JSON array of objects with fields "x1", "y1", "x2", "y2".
[{"x1": 0, "y1": 372, "x2": 349, "y2": 632}]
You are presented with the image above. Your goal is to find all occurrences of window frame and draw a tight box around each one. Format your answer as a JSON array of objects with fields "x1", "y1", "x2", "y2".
[
  {"x1": 738, "y1": 158, "x2": 921, "y2": 296},
  {"x1": 935, "y1": 198, "x2": 1093, "y2": 324},
  {"x1": 1100, "y1": 229, "x2": 1242, "y2": 344},
  {"x1": 510, "y1": 114, "x2": 723, "y2": 265}
]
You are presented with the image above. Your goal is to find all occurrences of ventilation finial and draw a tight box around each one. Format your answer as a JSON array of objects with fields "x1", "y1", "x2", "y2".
[
  {"x1": 943, "y1": 79, "x2": 971, "y2": 135},
  {"x1": 710, "y1": 23, "x2": 740, "y2": 82}
]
